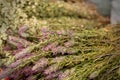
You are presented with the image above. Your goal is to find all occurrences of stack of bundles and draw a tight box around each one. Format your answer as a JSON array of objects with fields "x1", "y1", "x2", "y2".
[{"x1": 0, "y1": 0, "x2": 120, "y2": 80}]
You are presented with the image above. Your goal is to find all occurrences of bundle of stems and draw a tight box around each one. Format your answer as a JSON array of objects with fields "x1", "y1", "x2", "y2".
[{"x1": 0, "y1": 0, "x2": 120, "y2": 80}]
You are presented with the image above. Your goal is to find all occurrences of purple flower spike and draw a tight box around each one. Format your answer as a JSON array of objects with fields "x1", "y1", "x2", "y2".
[
  {"x1": 42, "y1": 42, "x2": 58, "y2": 51},
  {"x1": 32, "y1": 58, "x2": 48, "y2": 71},
  {"x1": 64, "y1": 41, "x2": 74, "y2": 47},
  {"x1": 52, "y1": 57, "x2": 64, "y2": 63},
  {"x1": 43, "y1": 64, "x2": 60, "y2": 75},
  {"x1": 51, "y1": 47, "x2": 58, "y2": 55},
  {"x1": 14, "y1": 46, "x2": 34, "y2": 59},
  {"x1": 18, "y1": 25, "x2": 28, "y2": 38},
  {"x1": 8, "y1": 60, "x2": 21, "y2": 68},
  {"x1": 26, "y1": 76, "x2": 36, "y2": 80},
  {"x1": 44, "y1": 71, "x2": 62, "y2": 80},
  {"x1": 58, "y1": 68, "x2": 75, "y2": 80},
  {"x1": 0, "y1": 69, "x2": 13, "y2": 79},
  {"x1": 8, "y1": 36, "x2": 31, "y2": 49},
  {"x1": 51, "y1": 46, "x2": 66, "y2": 55},
  {"x1": 41, "y1": 27, "x2": 49, "y2": 33},
  {"x1": 9, "y1": 66, "x2": 33, "y2": 80},
  {"x1": 12, "y1": 49, "x2": 22, "y2": 55},
  {"x1": 3, "y1": 45, "x2": 11, "y2": 51},
  {"x1": 41, "y1": 27, "x2": 49, "y2": 36}
]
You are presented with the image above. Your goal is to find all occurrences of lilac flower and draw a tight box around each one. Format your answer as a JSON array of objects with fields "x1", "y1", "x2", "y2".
[
  {"x1": 41, "y1": 44, "x2": 52, "y2": 51},
  {"x1": 58, "y1": 46, "x2": 67, "y2": 55},
  {"x1": 12, "y1": 49, "x2": 22, "y2": 55},
  {"x1": 8, "y1": 60, "x2": 22, "y2": 68},
  {"x1": 7, "y1": 36, "x2": 31, "y2": 49},
  {"x1": 43, "y1": 64, "x2": 60, "y2": 75},
  {"x1": 18, "y1": 25, "x2": 28, "y2": 38},
  {"x1": 66, "y1": 49, "x2": 76, "y2": 54},
  {"x1": 44, "y1": 71, "x2": 62, "y2": 80},
  {"x1": 64, "y1": 41, "x2": 74, "y2": 47},
  {"x1": 40, "y1": 27, "x2": 54, "y2": 42},
  {"x1": 13, "y1": 50, "x2": 32, "y2": 60},
  {"x1": 51, "y1": 47, "x2": 58, "y2": 55},
  {"x1": 58, "y1": 68, "x2": 75, "y2": 80},
  {"x1": 32, "y1": 58, "x2": 48, "y2": 71},
  {"x1": 51, "y1": 46, "x2": 67, "y2": 55},
  {"x1": 52, "y1": 57, "x2": 65, "y2": 63},
  {"x1": 0, "y1": 68, "x2": 13, "y2": 79},
  {"x1": 3, "y1": 45, "x2": 11, "y2": 51},
  {"x1": 58, "y1": 72, "x2": 67, "y2": 80},
  {"x1": 40, "y1": 27, "x2": 50, "y2": 37},
  {"x1": 7, "y1": 37, "x2": 22, "y2": 48},
  {"x1": 8, "y1": 53, "x2": 33, "y2": 68},
  {"x1": 42, "y1": 42, "x2": 58, "y2": 51},
  {"x1": 14, "y1": 45, "x2": 35, "y2": 59},
  {"x1": 58, "y1": 71, "x2": 70, "y2": 80},
  {"x1": 26, "y1": 76, "x2": 36, "y2": 80},
  {"x1": 22, "y1": 66, "x2": 33, "y2": 76},
  {"x1": 9, "y1": 66, "x2": 33, "y2": 80},
  {"x1": 41, "y1": 27, "x2": 49, "y2": 33}
]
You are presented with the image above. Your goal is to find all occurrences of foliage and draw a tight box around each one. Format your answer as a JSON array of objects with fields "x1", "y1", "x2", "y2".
[{"x1": 0, "y1": 0, "x2": 120, "y2": 80}]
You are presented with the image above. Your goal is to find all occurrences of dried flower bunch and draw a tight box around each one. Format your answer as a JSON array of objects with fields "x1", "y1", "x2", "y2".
[{"x1": 0, "y1": 0, "x2": 120, "y2": 80}]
